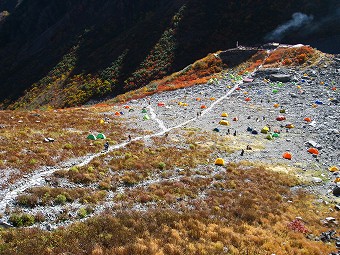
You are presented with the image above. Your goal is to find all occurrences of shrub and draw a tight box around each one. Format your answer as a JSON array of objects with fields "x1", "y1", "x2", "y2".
[
  {"x1": 9, "y1": 213, "x2": 35, "y2": 227},
  {"x1": 78, "y1": 207, "x2": 88, "y2": 218},
  {"x1": 63, "y1": 143, "x2": 73, "y2": 150},
  {"x1": 55, "y1": 194, "x2": 67, "y2": 205},
  {"x1": 16, "y1": 194, "x2": 39, "y2": 208},
  {"x1": 158, "y1": 162, "x2": 166, "y2": 170},
  {"x1": 287, "y1": 219, "x2": 309, "y2": 234}
]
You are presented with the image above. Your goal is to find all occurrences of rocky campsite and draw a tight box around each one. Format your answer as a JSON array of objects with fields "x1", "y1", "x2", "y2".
[
  {"x1": 0, "y1": 43, "x2": 339, "y2": 254},
  {"x1": 0, "y1": 1, "x2": 340, "y2": 254}
]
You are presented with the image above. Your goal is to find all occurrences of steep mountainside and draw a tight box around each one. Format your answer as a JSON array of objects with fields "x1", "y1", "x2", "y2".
[{"x1": 0, "y1": 0, "x2": 339, "y2": 109}]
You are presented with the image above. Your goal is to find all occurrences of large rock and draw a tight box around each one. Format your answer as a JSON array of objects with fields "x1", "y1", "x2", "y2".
[
  {"x1": 270, "y1": 74, "x2": 292, "y2": 82},
  {"x1": 333, "y1": 186, "x2": 340, "y2": 196},
  {"x1": 219, "y1": 47, "x2": 258, "y2": 67}
]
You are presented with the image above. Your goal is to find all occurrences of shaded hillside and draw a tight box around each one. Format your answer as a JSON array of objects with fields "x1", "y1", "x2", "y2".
[{"x1": 0, "y1": 0, "x2": 338, "y2": 108}]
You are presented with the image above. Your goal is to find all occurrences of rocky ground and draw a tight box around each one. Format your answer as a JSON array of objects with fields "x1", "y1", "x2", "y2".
[{"x1": 0, "y1": 45, "x2": 339, "y2": 235}]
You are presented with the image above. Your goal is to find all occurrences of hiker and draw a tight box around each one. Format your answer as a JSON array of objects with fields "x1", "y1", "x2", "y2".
[
  {"x1": 128, "y1": 135, "x2": 131, "y2": 141},
  {"x1": 240, "y1": 149, "x2": 244, "y2": 156},
  {"x1": 197, "y1": 112, "x2": 199, "y2": 118},
  {"x1": 246, "y1": 145, "x2": 252, "y2": 150},
  {"x1": 262, "y1": 116, "x2": 266, "y2": 120},
  {"x1": 233, "y1": 130, "x2": 237, "y2": 136},
  {"x1": 164, "y1": 133, "x2": 169, "y2": 138},
  {"x1": 104, "y1": 141, "x2": 109, "y2": 151},
  {"x1": 227, "y1": 129, "x2": 230, "y2": 135}
]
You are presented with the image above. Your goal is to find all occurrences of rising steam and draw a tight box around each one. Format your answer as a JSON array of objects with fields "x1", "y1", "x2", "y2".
[{"x1": 265, "y1": 12, "x2": 314, "y2": 41}]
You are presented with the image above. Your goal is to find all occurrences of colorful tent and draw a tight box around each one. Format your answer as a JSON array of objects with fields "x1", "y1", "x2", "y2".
[
  {"x1": 232, "y1": 117, "x2": 238, "y2": 121},
  {"x1": 221, "y1": 112, "x2": 228, "y2": 117},
  {"x1": 272, "y1": 133, "x2": 280, "y2": 138},
  {"x1": 279, "y1": 109, "x2": 286, "y2": 113},
  {"x1": 266, "y1": 134, "x2": 273, "y2": 140},
  {"x1": 213, "y1": 128, "x2": 220, "y2": 132},
  {"x1": 99, "y1": 119, "x2": 105, "y2": 124},
  {"x1": 282, "y1": 152, "x2": 292, "y2": 160},
  {"x1": 96, "y1": 133, "x2": 106, "y2": 139},
  {"x1": 329, "y1": 166, "x2": 339, "y2": 172},
  {"x1": 142, "y1": 108, "x2": 147, "y2": 113},
  {"x1": 273, "y1": 103, "x2": 280, "y2": 108},
  {"x1": 215, "y1": 158, "x2": 225, "y2": 166},
  {"x1": 251, "y1": 130, "x2": 258, "y2": 135},
  {"x1": 285, "y1": 123, "x2": 294, "y2": 129},
  {"x1": 245, "y1": 97, "x2": 251, "y2": 102},
  {"x1": 143, "y1": 114, "x2": 150, "y2": 120},
  {"x1": 201, "y1": 105, "x2": 207, "y2": 109},
  {"x1": 276, "y1": 116, "x2": 286, "y2": 121},
  {"x1": 129, "y1": 108, "x2": 135, "y2": 112},
  {"x1": 210, "y1": 97, "x2": 216, "y2": 101},
  {"x1": 261, "y1": 126, "x2": 270, "y2": 134},
  {"x1": 114, "y1": 112, "x2": 121, "y2": 116},
  {"x1": 158, "y1": 102, "x2": 165, "y2": 107},
  {"x1": 124, "y1": 105, "x2": 130, "y2": 109},
  {"x1": 87, "y1": 134, "x2": 96, "y2": 140},
  {"x1": 219, "y1": 120, "x2": 230, "y2": 126},
  {"x1": 304, "y1": 117, "x2": 312, "y2": 122},
  {"x1": 307, "y1": 148, "x2": 319, "y2": 155}
]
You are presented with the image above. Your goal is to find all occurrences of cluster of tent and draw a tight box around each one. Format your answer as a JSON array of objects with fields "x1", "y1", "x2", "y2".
[{"x1": 87, "y1": 133, "x2": 106, "y2": 140}]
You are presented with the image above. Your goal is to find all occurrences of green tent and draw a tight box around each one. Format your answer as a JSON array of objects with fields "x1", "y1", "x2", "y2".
[
  {"x1": 266, "y1": 134, "x2": 273, "y2": 140},
  {"x1": 213, "y1": 128, "x2": 220, "y2": 132},
  {"x1": 142, "y1": 108, "x2": 147, "y2": 113},
  {"x1": 272, "y1": 133, "x2": 280, "y2": 138},
  {"x1": 129, "y1": 108, "x2": 135, "y2": 112},
  {"x1": 279, "y1": 109, "x2": 286, "y2": 113},
  {"x1": 143, "y1": 114, "x2": 150, "y2": 120},
  {"x1": 96, "y1": 133, "x2": 106, "y2": 139},
  {"x1": 87, "y1": 134, "x2": 96, "y2": 140}
]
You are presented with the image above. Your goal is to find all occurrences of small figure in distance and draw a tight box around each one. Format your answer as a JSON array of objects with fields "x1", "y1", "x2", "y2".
[
  {"x1": 104, "y1": 141, "x2": 109, "y2": 152},
  {"x1": 240, "y1": 149, "x2": 244, "y2": 156},
  {"x1": 233, "y1": 130, "x2": 237, "y2": 136},
  {"x1": 246, "y1": 145, "x2": 252, "y2": 150},
  {"x1": 128, "y1": 135, "x2": 131, "y2": 141}
]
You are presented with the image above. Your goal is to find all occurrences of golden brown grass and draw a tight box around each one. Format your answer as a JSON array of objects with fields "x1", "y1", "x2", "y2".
[{"x1": 0, "y1": 106, "x2": 125, "y2": 185}]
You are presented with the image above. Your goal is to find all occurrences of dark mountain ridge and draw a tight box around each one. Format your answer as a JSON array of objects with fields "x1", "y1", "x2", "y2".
[{"x1": 0, "y1": 0, "x2": 339, "y2": 108}]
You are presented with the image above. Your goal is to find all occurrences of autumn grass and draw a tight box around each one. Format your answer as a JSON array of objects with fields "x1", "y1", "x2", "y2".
[
  {"x1": 0, "y1": 106, "x2": 125, "y2": 185},
  {"x1": 0, "y1": 163, "x2": 338, "y2": 255}
]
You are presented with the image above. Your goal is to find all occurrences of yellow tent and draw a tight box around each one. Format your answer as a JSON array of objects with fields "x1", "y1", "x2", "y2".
[
  {"x1": 215, "y1": 158, "x2": 225, "y2": 166},
  {"x1": 261, "y1": 126, "x2": 270, "y2": 134},
  {"x1": 219, "y1": 120, "x2": 230, "y2": 126},
  {"x1": 221, "y1": 112, "x2": 228, "y2": 117},
  {"x1": 329, "y1": 166, "x2": 339, "y2": 172},
  {"x1": 99, "y1": 119, "x2": 105, "y2": 124}
]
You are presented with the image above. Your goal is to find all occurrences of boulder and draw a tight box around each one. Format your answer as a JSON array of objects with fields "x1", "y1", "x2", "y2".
[
  {"x1": 270, "y1": 74, "x2": 292, "y2": 82},
  {"x1": 333, "y1": 186, "x2": 340, "y2": 196}
]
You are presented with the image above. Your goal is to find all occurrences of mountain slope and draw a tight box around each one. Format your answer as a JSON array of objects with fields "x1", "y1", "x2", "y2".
[{"x1": 0, "y1": 0, "x2": 339, "y2": 109}]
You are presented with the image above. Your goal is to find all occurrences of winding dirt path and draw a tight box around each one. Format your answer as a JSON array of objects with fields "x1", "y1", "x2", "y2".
[{"x1": 0, "y1": 81, "x2": 240, "y2": 215}]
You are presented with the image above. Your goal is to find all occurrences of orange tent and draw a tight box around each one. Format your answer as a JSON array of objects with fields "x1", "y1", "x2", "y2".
[
  {"x1": 273, "y1": 103, "x2": 279, "y2": 108},
  {"x1": 304, "y1": 117, "x2": 312, "y2": 122},
  {"x1": 307, "y1": 148, "x2": 319, "y2": 155},
  {"x1": 210, "y1": 97, "x2": 216, "y2": 101},
  {"x1": 332, "y1": 87, "x2": 337, "y2": 91},
  {"x1": 114, "y1": 112, "x2": 121, "y2": 116},
  {"x1": 334, "y1": 177, "x2": 340, "y2": 183},
  {"x1": 282, "y1": 152, "x2": 292, "y2": 160},
  {"x1": 276, "y1": 116, "x2": 286, "y2": 121},
  {"x1": 236, "y1": 87, "x2": 241, "y2": 91},
  {"x1": 124, "y1": 105, "x2": 130, "y2": 109},
  {"x1": 245, "y1": 97, "x2": 251, "y2": 102},
  {"x1": 200, "y1": 105, "x2": 207, "y2": 109},
  {"x1": 196, "y1": 98, "x2": 201, "y2": 101}
]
